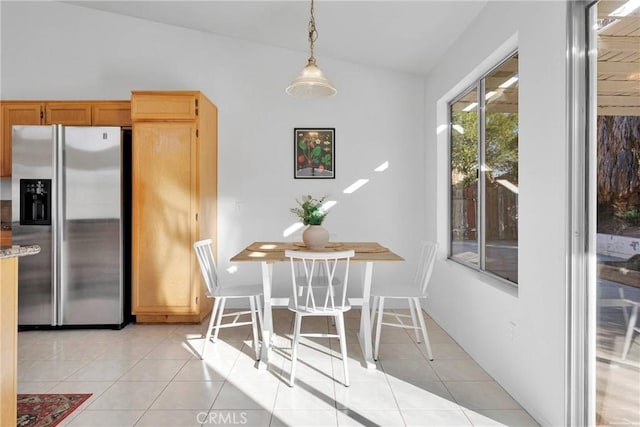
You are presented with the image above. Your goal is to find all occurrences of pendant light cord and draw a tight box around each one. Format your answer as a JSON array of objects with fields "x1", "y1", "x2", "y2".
[{"x1": 307, "y1": 0, "x2": 318, "y2": 63}]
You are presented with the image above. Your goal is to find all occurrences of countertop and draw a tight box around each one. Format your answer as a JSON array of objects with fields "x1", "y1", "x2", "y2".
[{"x1": 0, "y1": 245, "x2": 40, "y2": 259}]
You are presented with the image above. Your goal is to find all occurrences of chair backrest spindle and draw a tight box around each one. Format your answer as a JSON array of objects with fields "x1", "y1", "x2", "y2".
[
  {"x1": 194, "y1": 239, "x2": 220, "y2": 297},
  {"x1": 285, "y1": 250, "x2": 355, "y2": 312}
]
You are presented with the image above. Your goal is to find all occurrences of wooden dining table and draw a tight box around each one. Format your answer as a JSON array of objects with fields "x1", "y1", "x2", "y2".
[{"x1": 230, "y1": 241, "x2": 404, "y2": 369}]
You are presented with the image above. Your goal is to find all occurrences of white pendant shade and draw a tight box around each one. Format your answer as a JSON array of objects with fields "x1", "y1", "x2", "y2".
[
  {"x1": 286, "y1": 0, "x2": 336, "y2": 99},
  {"x1": 287, "y1": 59, "x2": 337, "y2": 98}
]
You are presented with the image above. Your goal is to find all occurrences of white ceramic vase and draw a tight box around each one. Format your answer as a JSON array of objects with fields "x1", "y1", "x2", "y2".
[{"x1": 302, "y1": 225, "x2": 330, "y2": 250}]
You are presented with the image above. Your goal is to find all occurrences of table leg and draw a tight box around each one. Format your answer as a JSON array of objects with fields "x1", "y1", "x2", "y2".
[
  {"x1": 258, "y1": 262, "x2": 274, "y2": 369},
  {"x1": 358, "y1": 261, "x2": 376, "y2": 369}
]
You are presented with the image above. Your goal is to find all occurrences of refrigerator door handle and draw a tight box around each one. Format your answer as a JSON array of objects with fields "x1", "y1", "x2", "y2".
[{"x1": 54, "y1": 125, "x2": 64, "y2": 326}]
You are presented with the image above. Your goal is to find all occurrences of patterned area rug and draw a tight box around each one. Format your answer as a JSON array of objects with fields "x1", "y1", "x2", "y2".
[{"x1": 17, "y1": 394, "x2": 92, "y2": 427}]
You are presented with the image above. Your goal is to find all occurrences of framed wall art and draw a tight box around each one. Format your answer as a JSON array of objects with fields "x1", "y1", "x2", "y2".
[{"x1": 294, "y1": 128, "x2": 335, "y2": 179}]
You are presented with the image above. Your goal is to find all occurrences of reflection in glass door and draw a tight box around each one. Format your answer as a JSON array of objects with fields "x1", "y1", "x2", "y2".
[{"x1": 590, "y1": 1, "x2": 640, "y2": 424}]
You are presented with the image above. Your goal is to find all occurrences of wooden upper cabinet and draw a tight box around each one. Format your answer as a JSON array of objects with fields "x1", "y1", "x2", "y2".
[
  {"x1": 0, "y1": 102, "x2": 43, "y2": 177},
  {"x1": 44, "y1": 102, "x2": 92, "y2": 125},
  {"x1": 131, "y1": 91, "x2": 198, "y2": 121},
  {"x1": 92, "y1": 101, "x2": 132, "y2": 127},
  {"x1": 0, "y1": 100, "x2": 131, "y2": 177}
]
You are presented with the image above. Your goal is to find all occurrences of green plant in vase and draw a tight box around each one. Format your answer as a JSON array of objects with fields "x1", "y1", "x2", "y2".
[{"x1": 290, "y1": 195, "x2": 330, "y2": 249}]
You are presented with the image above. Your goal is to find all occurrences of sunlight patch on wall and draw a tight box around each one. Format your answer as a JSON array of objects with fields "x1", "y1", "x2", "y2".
[
  {"x1": 343, "y1": 179, "x2": 370, "y2": 194},
  {"x1": 283, "y1": 222, "x2": 304, "y2": 238},
  {"x1": 322, "y1": 200, "x2": 337, "y2": 211},
  {"x1": 374, "y1": 161, "x2": 389, "y2": 172}
]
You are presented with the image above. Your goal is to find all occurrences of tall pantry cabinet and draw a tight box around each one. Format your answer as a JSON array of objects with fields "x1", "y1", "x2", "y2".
[{"x1": 131, "y1": 91, "x2": 217, "y2": 323}]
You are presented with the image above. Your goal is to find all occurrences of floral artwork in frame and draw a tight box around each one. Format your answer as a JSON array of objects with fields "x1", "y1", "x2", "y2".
[{"x1": 294, "y1": 128, "x2": 335, "y2": 179}]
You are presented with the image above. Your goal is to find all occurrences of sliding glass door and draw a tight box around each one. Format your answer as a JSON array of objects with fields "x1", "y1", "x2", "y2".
[{"x1": 588, "y1": 1, "x2": 640, "y2": 424}]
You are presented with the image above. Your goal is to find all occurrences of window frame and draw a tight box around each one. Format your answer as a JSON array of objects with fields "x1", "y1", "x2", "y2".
[{"x1": 447, "y1": 49, "x2": 519, "y2": 286}]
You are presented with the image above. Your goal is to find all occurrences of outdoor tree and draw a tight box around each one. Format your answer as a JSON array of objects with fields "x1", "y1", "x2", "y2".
[
  {"x1": 597, "y1": 115, "x2": 640, "y2": 209},
  {"x1": 450, "y1": 110, "x2": 519, "y2": 186}
]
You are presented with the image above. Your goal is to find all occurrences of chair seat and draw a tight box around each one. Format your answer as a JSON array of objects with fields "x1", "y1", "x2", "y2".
[
  {"x1": 371, "y1": 284, "x2": 422, "y2": 298},
  {"x1": 211, "y1": 284, "x2": 264, "y2": 298},
  {"x1": 288, "y1": 302, "x2": 351, "y2": 315}
]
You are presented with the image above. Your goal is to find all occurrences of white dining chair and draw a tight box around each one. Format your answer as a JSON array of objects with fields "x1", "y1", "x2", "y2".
[
  {"x1": 194, "y1": 239, "x2": 264, "y2": 360},
  {"x1": 597, "y1": 287, "x2": 640, "y2": 360},
  {"x1": 370, "y1": 241, "x2": 437, "y2": 361},
  {"x1": 285, "y1": 249, "x2": 355, "y2": 387}
]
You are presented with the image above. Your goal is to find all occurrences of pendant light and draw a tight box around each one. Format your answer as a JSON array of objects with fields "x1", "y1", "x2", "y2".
[{"x1": 286, "y1": 0, "x2": 337, "y2": 98}]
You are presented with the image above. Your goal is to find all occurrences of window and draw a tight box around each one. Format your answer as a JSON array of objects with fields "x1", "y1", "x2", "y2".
[{"x1": 449, "y1": 52, "x2": 519, "y2": 284}]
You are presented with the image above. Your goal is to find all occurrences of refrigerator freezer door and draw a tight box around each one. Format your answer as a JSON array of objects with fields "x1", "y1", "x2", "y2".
[
  {"x1": 60, "y1": 127, "x2": 122, "y2": 325},
  {"x1": 12, "y1": 126, "x2": 56, "y2": 326}
]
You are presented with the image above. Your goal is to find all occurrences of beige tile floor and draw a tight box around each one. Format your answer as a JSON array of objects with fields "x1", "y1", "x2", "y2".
[{"x1": 18, "y1": 309, "x2": 539, "y2": 427}]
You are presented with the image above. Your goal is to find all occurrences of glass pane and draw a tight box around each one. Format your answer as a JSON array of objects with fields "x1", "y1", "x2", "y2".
[
  {"x1": 484, "y1": 54, "x2": 519, "y2": 283},
  {"x1": 593, "y1": 1, "x2": 640, "y2": 424},
  {"x1": 450, "y1": 87, "x2": 479, "y2": 266}
]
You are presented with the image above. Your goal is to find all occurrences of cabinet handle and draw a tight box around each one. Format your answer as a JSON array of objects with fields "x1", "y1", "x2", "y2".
[{"x1": 195, "y1": 213, "x2": 198, "y2": 221}]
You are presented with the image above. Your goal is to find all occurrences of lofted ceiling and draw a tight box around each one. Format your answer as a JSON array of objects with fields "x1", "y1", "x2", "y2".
[
  {"x1": 65, "y1": 0, "x2": 638, "y2": 115},
  {"x1": 597, "y1": 0, "x2": 640, "y2": 116},
  {"x1": 65, "y1": 0, "x2": 488, "y2": 76}
]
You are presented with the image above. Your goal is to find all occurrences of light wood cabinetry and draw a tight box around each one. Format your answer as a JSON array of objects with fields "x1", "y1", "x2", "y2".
[
  {"x1": 92, "y1": 101, "x2": 132, "y2": 126},
  {"x1": 131, "y1": 92, "x2": 198, "y2": 121},
  {"x1": 0, "y1": 257, "x2": 18, "y2": 427},
  {"x1": 131, "y1": 91, "x2": 217, "y2": 323},
  {"x1": 44, "y1": 102, "x2": 92, "y2": 125},
  {"x1": 0, "y1": 100, "x2": 131, "y2": 177},
  {"x1": 0, "y1": 102, "x2": 43, "y2": 177},
  {"x1": 0, "y1": 231, "x2": 11, "y2": 246}
]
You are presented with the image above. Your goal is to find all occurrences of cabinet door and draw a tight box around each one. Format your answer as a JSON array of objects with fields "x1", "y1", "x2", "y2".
[
  {"x1": 44, "y1": 102, "x2": 91, "y2": 125},
  {"x1": 131, "y1": 93, "x2": 197, "y2": 121},
  {"x1": 92, "y1": 101, "x2": 131, "y2": 126},
  {"x1": 0, "y1": 103, "x2": 43, "y2": 177},
  {"x1": 132, "y1": 122, "x2": 198, "y2": 315}
]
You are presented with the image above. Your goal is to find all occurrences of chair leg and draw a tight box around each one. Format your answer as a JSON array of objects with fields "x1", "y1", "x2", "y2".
[
  {"x1": 336, "y1": 313, "x2": 350, "y2": 387},
  {"x1": 290, "y1": 313, "x2": 303, "y2": 387},
  {"x1": 619, "y1": 288, "x2": 629, "y2": 325},
  {"x1": 202, "y1": 297, "x2": 220, "y2": 359},
  {"x1": 371, "y1": 296, "x2": 379, "y2": 338},
  {"x1": 212, "y1": 298, "x2": 226, "y2": 343},
  {"x1": 374, "y1": 297, "x2": 385, "y2": 361},
  {"x1": 255, "y1": 295, "x2": 264, "y2": 341},
  {"x1": 249, "y1": 296, "x2": 260, "y2": 361},
  {"x1": 622, "y1": 303, "x2": 639, "y2": 360},
  {"x1": 408, "y1": 298, "x2": 421, "y2": 343},
  {"x1": 413, "y1": 298, "x2": 434, "y2": 361}
]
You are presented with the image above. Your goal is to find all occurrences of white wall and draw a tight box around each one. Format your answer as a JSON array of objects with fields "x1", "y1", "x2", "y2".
[
  {"x1": 0, "y1": 1, "x2": 426, "y2": 297},
  {"x1": 424, "y1": 1, "x2": 568, "y2": 425}
]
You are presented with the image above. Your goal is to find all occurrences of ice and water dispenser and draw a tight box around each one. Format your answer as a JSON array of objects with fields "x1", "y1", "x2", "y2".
[{"x1": 20, "y1": 179, "x2": 51, "y2": 225}]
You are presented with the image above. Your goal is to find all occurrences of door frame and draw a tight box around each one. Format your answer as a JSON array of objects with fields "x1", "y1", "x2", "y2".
[{"x1": 567, "y1": 1, "x2": 598, "y2": 425}]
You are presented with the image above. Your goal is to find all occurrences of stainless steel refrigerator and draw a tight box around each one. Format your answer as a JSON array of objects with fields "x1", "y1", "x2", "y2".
[{"x1": 12, "y1": 125, "x2": 126, "y2": 328}]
